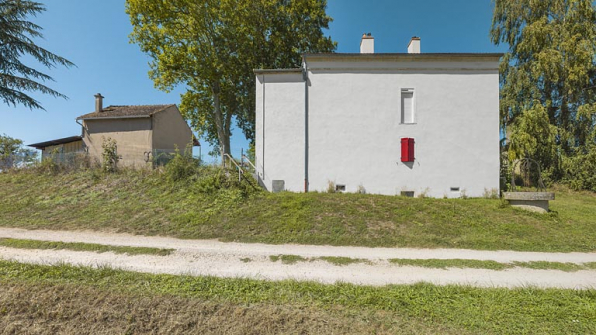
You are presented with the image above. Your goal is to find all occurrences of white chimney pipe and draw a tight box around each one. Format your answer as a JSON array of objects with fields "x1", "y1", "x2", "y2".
[
  {"x1": 94, "y1": 93, "x2": 104, "y2": 113},
  {"x1": 360, "y1": 33, "x2": 374, "y2": 54},
  {"x1": 408, "y1": 36, "x2": 420, "y2": 54}
]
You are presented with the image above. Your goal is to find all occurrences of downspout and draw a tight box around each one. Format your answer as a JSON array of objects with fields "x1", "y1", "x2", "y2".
[
  {"x1": 262, "y1": 74, "x2": 266, "y2": 179},
  {"x1": 302, "y1": 59, "x2": 309, "y2": 193},
  {"x1": 76, "y1": 119, "x2": 87, "y2": 152}
]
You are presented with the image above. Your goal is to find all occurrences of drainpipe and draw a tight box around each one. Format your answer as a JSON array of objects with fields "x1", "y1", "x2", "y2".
[{"x1": 302, "y1": 60, "x2": 309, "y2": 193}]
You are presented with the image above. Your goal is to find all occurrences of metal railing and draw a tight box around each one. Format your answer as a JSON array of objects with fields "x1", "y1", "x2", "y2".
[
  {"x1": 223, "y1": 153, "x2": 246, "y2": 182},
  {"x1": 241, "y1": 154, "x2": 256, "y2": 172}
]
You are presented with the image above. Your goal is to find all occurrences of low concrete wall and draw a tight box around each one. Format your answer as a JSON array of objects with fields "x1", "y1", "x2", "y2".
[{"x1": 503, "y1": 192, "x2": 555, "y2": 213}]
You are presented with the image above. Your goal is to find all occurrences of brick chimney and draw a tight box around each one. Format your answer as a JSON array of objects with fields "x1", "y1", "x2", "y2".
[
  {"x1": 408, "y1": 36, "x2": 420, "y2": 54},
  {"x1": 360, "y1": 33, "x2": 374, "y2": 54},
  {"x1": 94, "y1": 93, "x2": 104, "y2": 113}
]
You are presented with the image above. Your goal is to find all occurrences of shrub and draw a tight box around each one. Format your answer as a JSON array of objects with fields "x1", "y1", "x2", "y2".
[
  {"x1": 562, "y1": 145, "x2": 596, "y2": 192},
  {"x1": 101, "y1": 137, "x2": 119, "y2": 173},
  {"x1": 164, "y1": 146, "x2": 200, "y2": 182}
]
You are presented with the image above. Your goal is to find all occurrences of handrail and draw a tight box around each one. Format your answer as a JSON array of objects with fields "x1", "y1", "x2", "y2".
[
  {"x1": 241, "y1": 155, "x2": 256, "y2": 171},
  {"x1": 223, "y1": 153, "x2": 244, "y2": 182}
]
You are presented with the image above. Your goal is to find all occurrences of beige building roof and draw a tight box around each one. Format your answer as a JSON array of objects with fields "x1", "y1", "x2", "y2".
[{"x1": 76, "y1": 104, "x2": 175, "y2": 120}]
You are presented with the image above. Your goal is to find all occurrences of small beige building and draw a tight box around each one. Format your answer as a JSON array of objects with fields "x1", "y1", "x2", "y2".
[
  {"x1": 76, "y1": 94, "x2": 195, "y2": 167},
  {"x1": 30, "y1": 94, "x2": 196, "y2": 168}
]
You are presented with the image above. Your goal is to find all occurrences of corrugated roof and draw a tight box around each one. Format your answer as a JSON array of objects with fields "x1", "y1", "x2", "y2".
[
  {"x1": 28, "y1": 136, "x2": 82, "y2": 149},
  {"x1": 76, "y1": 104, "x2": 175, "y2": 120}
]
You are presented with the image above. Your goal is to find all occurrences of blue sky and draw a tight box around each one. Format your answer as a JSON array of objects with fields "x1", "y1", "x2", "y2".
[{"x1": 1, "y1": 0, "x2": 506, "y2": 162}]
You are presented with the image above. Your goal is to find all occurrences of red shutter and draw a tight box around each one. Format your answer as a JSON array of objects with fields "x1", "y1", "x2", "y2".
[{"x1": 401, "y1": 138, "x2": 415, "y2": 162}]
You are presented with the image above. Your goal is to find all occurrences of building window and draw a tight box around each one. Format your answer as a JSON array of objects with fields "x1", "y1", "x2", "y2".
[{"x1": 401, "y1": 89, "x2": 415, "y2": 124}]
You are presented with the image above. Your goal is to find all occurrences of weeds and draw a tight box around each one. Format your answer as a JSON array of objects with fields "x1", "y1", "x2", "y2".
[
  {"x1": 269, "y1": 254, "x2": 308, "y2": 264},
  {"x1": 0, "y1": 238, "x2": 173, "y2": 256},
  {"x1": 1, "y1": 261, "x2": 595, "y2": 334}
]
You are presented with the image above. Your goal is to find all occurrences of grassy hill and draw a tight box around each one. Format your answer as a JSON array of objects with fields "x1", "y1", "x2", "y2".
[{"x1": 0, "y1": 166, "x2": 595, "y2": 252}]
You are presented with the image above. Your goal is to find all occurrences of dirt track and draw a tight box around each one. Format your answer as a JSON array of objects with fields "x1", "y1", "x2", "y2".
[{"x1": 1, "y1": 227, "x2": 595, "y2": 289}]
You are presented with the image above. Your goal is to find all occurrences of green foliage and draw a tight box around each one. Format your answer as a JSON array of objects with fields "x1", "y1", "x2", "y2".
[
  {"x1": 491, "y1": 0, "x2": 596, "y2": 189},
  {"x1": 562, "y1": 143, "x2": 596, "y2": 191},
  {"x1": 164, "y1": 146, "x2": 200, "y2": 182},
  {"x1": 319, "y1": 256, "x2": 367, "y2": 266},
  {"x1": 0, "y1": 134, "x2": 36, "y2": 170},
  {"x1": 2, "y1": 168, "x2": 596, "y2": 252},
  {"x1": 0, "y1": 0, "x2": 74, "y2": 110},
  {"x1": 269, "y1": 254, "x2": 308, "y2": 264},
  {"x1": 126, "y1": 0, "x2": 336, "y2": 158},
  {"x1": 101, "y1": 137, "x2": 119, "y2": 173},
  {"x1": 0, "y1": 238, "x2": 173, "y2": 256},
  {"x1": 2, "y1": 261, "x2": 596, "y2": 334}
]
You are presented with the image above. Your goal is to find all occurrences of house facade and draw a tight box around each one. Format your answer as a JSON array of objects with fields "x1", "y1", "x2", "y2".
[
  {"x1": 30, "y1": 94, "x2": 195, "y2": 168},
  {"x1": 76, "y1": 95, "x2": 195, "y2": 167},
  {"x1": 255, "y1": 36, "x2": 501, "y2": 198}
]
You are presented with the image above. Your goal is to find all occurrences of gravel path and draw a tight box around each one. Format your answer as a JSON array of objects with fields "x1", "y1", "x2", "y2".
[{"x1": 1, "y1": 227, "x2": 595, "y2": 289}]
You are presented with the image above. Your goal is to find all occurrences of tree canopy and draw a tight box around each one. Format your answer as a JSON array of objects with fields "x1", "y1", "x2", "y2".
[
  {"x1": 491, "y1": 0, "x2": 596, "y2": 190},
  {"x1": 0, "y1": 0, "x2": 74, "y2": 110},
  {"x1": 126, "y1": 0, "x2": 336, "y2": 159},
  {"x1": 0, "y1": 134, "x2": 36, "y2": 170}
]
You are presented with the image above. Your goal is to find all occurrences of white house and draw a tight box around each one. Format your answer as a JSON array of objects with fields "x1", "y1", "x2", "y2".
[{"x1": 254, "y1": 35, "x2": 501, "y2": 198}]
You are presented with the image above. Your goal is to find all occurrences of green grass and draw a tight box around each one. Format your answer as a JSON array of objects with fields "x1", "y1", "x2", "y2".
[
  {"x1": 0, "y1": 168, "x2": 595, "y2": 252},
  {"x1": 0, "y1": 260, "x2": 594, "y2": 334},
  {"x1": 512, "y1": 261, "x2": 587, "y2": 272},
  {"x1": 390, "y1": 258, "x2": 510, "y2": 270},
  {"x1": 269, "y1": 254, "x2": 308, "y2": 264},
  {"x1": 318, "y1": 256, "x2": 368, "y2": 266},
  {"x1": 0, "y1": 238, "x2": 173, "y2": 256},
  {"x1": 389, "y1": 258, "x2": 596, "y2": 272}
]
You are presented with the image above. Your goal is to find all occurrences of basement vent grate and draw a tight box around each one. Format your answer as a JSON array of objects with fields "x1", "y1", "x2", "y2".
[
  {"x1": 335, "y1": 184, "x2": 346, "y2": 192},
  {"x1": 272, "y1": 180, "x2": 285, "y2": 193},
  {"x1": 450, "y1": 187, "x2": 460, "y2": 192},
  {"x1": 400, "y1": 191, "x2": 415, "y2": 197}
]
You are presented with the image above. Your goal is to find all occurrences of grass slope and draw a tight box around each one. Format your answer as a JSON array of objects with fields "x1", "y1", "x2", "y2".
[
  {"x1": 0, "y1": 169, "x2": 595, "y2": 252},
  {"x1": 0, "y1": 261, "x2": 595, "y2": 334}
]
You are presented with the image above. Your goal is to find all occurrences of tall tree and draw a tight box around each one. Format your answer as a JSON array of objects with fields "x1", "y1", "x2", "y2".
[
  {"x1": 0, "y1": 0, "x2": 74, "y2": 110},
  {"x1": 126, "y1": 0, "x2": 336, "y2": 159},
  {"x1": 491, "y1": 0, "x2": 596, "y2": 183},
  {"x1": 0, "y1": 134, "x2": 36, "y2": 169}
]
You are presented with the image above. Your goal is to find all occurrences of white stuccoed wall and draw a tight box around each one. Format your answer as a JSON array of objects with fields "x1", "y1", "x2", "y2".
[
  {"x1": 255, "y1": 71, "x2": 305, "y2": 192},
  {"x1": 255, "y1": 54, "x2": 500, "y2": 198}
]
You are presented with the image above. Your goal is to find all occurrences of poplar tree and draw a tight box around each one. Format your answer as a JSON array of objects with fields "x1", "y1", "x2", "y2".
[
  {"x1": 0, "y1": 0, "x2": 74, "y2": 110},
  {"x1": 491, "y1": 0, "x2": 596, "y2": 189},
  {"x1": 126, "y1": 0, "x2": 336, "y2": 159}
]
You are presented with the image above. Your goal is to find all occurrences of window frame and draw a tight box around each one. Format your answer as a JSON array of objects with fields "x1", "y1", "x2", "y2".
[{"x1": 400, "y1": 88, "x2": 416, "y2": 124}]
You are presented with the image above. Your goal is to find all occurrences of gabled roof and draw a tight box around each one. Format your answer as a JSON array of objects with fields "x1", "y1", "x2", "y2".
[
  {"x1": 28, "y1": 136, "x2": 82, "y2": 149},
  {"x1": 76, "y1": 104, "x2": 175, "y2": 120}
]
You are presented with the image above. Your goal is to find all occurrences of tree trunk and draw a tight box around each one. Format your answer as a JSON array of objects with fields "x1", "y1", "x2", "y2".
[{"x1": 212, "y1": 81, "x2": 228, "y2": 165}]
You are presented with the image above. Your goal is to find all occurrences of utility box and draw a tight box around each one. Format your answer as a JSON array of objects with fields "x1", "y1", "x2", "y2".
[{"x1": 401, "y1": 138, "x2": 415, "y2": 162}]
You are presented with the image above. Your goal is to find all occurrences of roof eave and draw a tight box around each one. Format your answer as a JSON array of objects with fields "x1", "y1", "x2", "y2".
[
  {"x1": 28, "y1": 136, "x2": 83, "y2": 149},
  {"x1": 253, "y1": 68, "x2": 303, "y2": 75},
  {"x1": 302, "y1": 53, "x2": 503, "y2": 62},
  {"x1": 76, "y1": 115, "x2": 152, "y2": 121}
]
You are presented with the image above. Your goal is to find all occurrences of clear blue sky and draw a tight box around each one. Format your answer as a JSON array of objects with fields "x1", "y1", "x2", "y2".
[{"x1": 1, "y1": 0, "x2": 506, "y2": 162}]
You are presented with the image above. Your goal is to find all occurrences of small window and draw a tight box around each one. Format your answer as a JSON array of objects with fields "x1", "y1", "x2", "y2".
[
  {"x1": 401, "y1": 89, "x2": 415, "y2": 124},
  {"x1": 335, "y1": 184, "x2": 346, "y2": 192},
  {"x1": 450, "y1": 187, "x2": 460, "y2": 192}
]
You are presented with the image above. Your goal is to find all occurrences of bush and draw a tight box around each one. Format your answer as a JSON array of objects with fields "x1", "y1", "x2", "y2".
[
  {"x1": 562, "y1": 145, "x2": 596, "y2": 192},
  {"x1": 164, "y1": 146, "x2": 200, "y2": 182},
  {"x1": 101, "y1": 138, "x2": 119, "y2": 173},
  {"x1": 193, "y1": 165, "x2": 260, "y2": 197}
]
